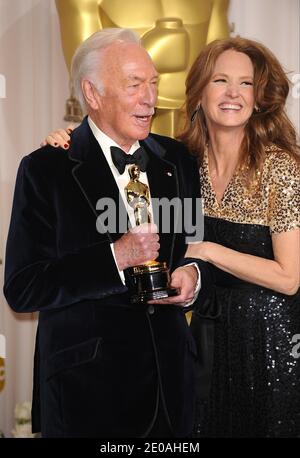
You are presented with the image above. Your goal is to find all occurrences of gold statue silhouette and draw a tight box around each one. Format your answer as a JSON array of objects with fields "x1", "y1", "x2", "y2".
[
  {"x1": 125, "y1": 165, "x2": 151, "y2": 226},
  {"x1": 55, "y1": 0, "x2": 229, "y2": 136}
]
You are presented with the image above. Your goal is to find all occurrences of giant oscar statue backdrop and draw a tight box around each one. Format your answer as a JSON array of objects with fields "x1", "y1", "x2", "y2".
[{"x1": 55, "y1": 0, "x2": 229, "y2": 137}]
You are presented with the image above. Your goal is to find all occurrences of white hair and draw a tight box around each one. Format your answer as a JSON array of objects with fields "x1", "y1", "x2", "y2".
[{"x1": 71, "y1": 28, "x2": 140, "y2": 113}]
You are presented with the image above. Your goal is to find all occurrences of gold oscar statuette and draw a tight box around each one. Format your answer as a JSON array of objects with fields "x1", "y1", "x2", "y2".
[{"x1": 124, "y1": 165, "x2": 179, "y2": 303}]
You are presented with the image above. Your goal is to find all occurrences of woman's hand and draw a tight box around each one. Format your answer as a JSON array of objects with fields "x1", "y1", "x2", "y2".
[{"x1": 40, "y1": 126, "x2": 75, "y2": 149}]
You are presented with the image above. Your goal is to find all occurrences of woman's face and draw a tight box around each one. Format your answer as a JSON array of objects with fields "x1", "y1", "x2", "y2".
[{"x1": 200, "y1": 49, "x2": 255, "y2": 133}]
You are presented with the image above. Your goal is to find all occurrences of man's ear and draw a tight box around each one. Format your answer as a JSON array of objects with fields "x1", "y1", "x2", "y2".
[{"x1": 81, "y1": 80, "x2": 100, "y2": 111}]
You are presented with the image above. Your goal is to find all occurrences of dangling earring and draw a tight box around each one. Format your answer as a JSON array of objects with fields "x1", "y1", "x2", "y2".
[
  {"x1": 254, "y1": 104, "x2": 260, "y2": 113},
  {"x1": 191, "y1": 104, "x2": 201, "y2": 122}
]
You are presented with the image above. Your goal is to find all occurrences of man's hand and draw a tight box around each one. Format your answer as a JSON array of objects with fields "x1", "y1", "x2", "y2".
[
  {"x1": 114, "y1": 223, "x2": 160, "y2": 271},
  {"x1": 40, "y1": 126, "x2": 74, "y2": 148},
  {"x1": 148, "y1": 265, "x2": 198, "y2": 307}
]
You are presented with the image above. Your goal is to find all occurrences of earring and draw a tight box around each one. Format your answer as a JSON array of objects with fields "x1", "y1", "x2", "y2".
[
  {"x1": 254, "y1": 104, "x2": 260, "y2": 112},
  {"x1": 191, "y1": 104, "x2": 201, "y2": 122}
]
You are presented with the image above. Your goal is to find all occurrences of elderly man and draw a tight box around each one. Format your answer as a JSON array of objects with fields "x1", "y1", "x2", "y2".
[{"x1": 4, "y1": 28, "x2": 212, "y2": 438}]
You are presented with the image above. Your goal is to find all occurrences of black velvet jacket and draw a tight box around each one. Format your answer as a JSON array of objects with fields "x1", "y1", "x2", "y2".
[{"x1": 4, "y1": 118, "x2": 213, "y2": 437}]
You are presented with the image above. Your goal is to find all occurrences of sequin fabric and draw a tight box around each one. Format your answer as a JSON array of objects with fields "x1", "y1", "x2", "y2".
[
  {"x1": 200, "y1": 145, "x2": 300, "y2": 234},
  {"x1": 192, "y1": 147, "x2": 300, "y2": 437}
]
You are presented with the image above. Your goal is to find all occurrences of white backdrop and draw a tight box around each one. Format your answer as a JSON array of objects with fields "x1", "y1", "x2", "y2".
[
  {"x1": 0, "y1": 0, "x2": 299, "y2": 437},
  {"x1": 229, "y1": 0, "x2": 300, "y2": 137}
]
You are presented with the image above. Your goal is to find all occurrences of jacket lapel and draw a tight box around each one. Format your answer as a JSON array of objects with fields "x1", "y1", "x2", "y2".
[{"x1": 68, "y1": 118, "x2": 128, "y2": 242}]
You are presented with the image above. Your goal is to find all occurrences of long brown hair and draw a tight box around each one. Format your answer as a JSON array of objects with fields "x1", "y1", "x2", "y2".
[{"x1": 178, "y1": 37, "x2": 300, "y2": 177}]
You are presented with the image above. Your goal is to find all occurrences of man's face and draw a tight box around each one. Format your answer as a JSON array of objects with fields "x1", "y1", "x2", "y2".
[{"x1": 93, "y1": 42, "x2": 159, "y2": 151}]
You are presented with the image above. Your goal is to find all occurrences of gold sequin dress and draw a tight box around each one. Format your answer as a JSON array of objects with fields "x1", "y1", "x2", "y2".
[{"x1": 192, "y1": 146, "x2": 300, "y2": 437}]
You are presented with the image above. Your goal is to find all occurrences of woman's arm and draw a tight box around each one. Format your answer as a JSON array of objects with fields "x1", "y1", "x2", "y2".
[{"x1": 186, "y1": 229, "x2": 300, "y2": 295}]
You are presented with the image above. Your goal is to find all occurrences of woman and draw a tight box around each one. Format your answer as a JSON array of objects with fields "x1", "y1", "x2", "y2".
[
  {"x1": 42, "y1": 37, "x2": 299, "y2": 437},
  {"x1": 180, "y1": 37, "x2": 300, "y2": 437}
]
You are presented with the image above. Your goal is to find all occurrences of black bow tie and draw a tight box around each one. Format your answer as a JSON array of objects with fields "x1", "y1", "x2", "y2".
[{"x1": 110, "y1": 146, "x2": 149, "y2": 175}]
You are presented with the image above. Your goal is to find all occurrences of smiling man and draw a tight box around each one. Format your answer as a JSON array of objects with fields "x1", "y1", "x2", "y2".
[{"x1": 4, "y1": 28, "x2": 213, "y2": 438}]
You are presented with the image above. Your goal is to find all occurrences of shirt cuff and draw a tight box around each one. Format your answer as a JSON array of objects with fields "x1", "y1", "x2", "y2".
[
  {"x1": 110, "y1": 243, "x2": 126, "y2": 285},
  {"x1": 182, "y1": 262, "x2": 201, "y2": 307}
]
